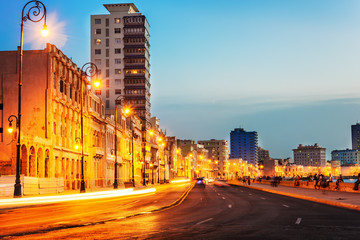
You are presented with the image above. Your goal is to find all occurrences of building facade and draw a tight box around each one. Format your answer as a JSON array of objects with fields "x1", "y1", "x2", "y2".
[
  {"x1": 331, "y1": 149, "x2": 359, "y2": 166},
  {"x1": 257, "y1": 147, "x2": 270, "y2": 165},
  {"x1": 197, "y1": 139, "x2": 229, "y2": 178},
  {"x1": 0, "y1": 44, "x2": 107, "y2": 190},
  {"x1": 90, "y1": 3, "x2": 151, "y2": 125},
  {"x1": 230, "y1": 128, "x2": 258, "y2": 165},
  {"x1": 293, "y1": 143, "x2": 326, "y2": 167},
  {"x1": 351, "y1": 123, "x2": 360, "y2": 151}
]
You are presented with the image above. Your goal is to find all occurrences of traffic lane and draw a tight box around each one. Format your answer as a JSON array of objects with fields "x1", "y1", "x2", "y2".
[
  {"x1": 214, "y1": 185, "x2": 360, "y2": 239},
  {"x1": 8, "y1": 184, "x2": 230, "y2": 239},
  {"x1": 9, "y1": 184, "x2": 360, "y2": 239},
  {"x1": 0, "y1": 183, "x2": 190, "y2": 237}
]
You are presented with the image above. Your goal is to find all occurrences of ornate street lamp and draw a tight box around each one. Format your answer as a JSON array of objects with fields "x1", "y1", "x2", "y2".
[
  {"x1": 79, "y1": 62, "x2": 99, "y2": 193},
  {"x1": 9, "y1": 1, "x2": 47, "y2": 198}
]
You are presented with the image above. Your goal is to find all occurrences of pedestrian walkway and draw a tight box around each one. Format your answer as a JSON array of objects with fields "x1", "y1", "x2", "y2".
[{"x1": 229, "y1": 181, "x2": 360, "y2": 211}]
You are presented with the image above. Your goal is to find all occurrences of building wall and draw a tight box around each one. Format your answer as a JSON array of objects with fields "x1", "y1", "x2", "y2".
[
  {"x1": 90, "y1": 3, "x2": 151, "y2": 125},
  {"x1": 293, "y1": 143, "x2": 326, "y2": 167},
  {"x1": 198, "y1": 139, "x2": 229, "y2": 177},
  {"x1": 331, "y1": 149, "x2": 359, "y2": 166},
  {"x1": 230, "y1": 128, "x2": 258, "y2": 165},
  {"x1": 351, "y1": 123, "x2": 360, "y2": 150}
]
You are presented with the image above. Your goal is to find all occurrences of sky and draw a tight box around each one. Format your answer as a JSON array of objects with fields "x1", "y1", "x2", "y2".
[{"x1": 2, "y1": 0, "x2": 360, "y2": 158}]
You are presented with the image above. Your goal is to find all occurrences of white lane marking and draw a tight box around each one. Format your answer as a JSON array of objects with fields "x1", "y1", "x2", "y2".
[
  {"x1": 153, "y1": 201, "x2": 158, "y2": 203},
  {"x1": 222, "y1": 197, "x2": 226, "y2": 200},
  {"x1": 241, "y1": 191, "x2": 243, "y2": 192},
  {"x1": 196, "y1": 218, "x2": 214, "y2": 225},
  {"x1": 217, "y1": 193, "x2": 220, "y2": 196},
  {"x1": 261, "y1": 197, "x2": 266, "y2": 200},
  {"x1": 249, "y1": 193, "x2": 252, "y2": 196},
  {"x1": 282, "y1": 204, "x2": 290, "y2": 208},
  {"x1": 228, "y1": 204, "x2": 232, "y2": 208},
  {"x1": 295, "y1": 218, "x2": 302, "y2": 225}
]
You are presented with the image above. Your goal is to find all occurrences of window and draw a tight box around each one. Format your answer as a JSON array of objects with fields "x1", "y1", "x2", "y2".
[
  {"x1": 105, "y1": 18, "x2": 109, "y2": 27},
  {"x1": 106, "y1": 49, "x2": 109, "y2": 57},
  {"x1": 95, "y1": 29, "x2": 101, "y2": 34},
  {"x1": 106, "y1": 100, "x2": 110, "y2": 108},
  {"x1": 106, "y1": 90, "x2": 109, "y2": 98},
  {"x1": 94, "y1": 59, "x2": 101, "y2": 66},
  {"x1": 115, "y1": 49, "x2": 121, "y2": 54},
  {"x1": 106, "y1": 28, "x2": 109, "y2": 37},
  {"x1": 106, "y1": 59, "x2": 109, "y2": 67},
  {"x1": 106, "y1": 79, "x2": 110, "y2": 88},
  {"x1": 60, "y1": 78, "x2": 64, "y2": 93},
  {"x1": 95, "y1": 19, "x2": 101, "y2": 24},
  {"x1": 95, "y1": 49, "x2": 101, "y2": 55},
  {"x1": 115, "y1": 58, "x2": 121, "y2": 64},
  {"x1": 106, "y1": 38, "x2": 109, "y2": 47},
  {"x1": 106, "y1": 69, "x2": 109, "y2": 77},
  {"x1": 115, "y1": 69, "x2": 121, "y2": 74},
  {"x1": 115, "y1": 38, "x2": 121, "y2": 44},
  {"x1": 95, "y1": 39, "x2": 101, "y2": 45},
  {"x1": 115, "y1": 89, "x2": 121, "y2": 94},
  {"x1": 97, "y1": 69, "x2": 101, "y2": 75},
  {"x1": 114, "y1": 18, "x2": 121, "y2": 23},
  {"x1": 95, "y1": 90, "x2": 101, "y2": 95},
  {"x1": 114, "y1": 28, "x2": 121, "y2": 34}
]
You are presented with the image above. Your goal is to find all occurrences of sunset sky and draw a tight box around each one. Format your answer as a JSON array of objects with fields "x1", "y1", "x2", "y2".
[{"x1": 3, "y1": 0, "x2": 360, "y2": 158}]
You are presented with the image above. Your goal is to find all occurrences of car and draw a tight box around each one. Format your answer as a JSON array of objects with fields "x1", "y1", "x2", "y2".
[
  {"x1": 214, "y1": 179, "x2": 230, "y2": 187},
  {"x1": 195, "y1": 177, "x2": 206, "y2": 188}
]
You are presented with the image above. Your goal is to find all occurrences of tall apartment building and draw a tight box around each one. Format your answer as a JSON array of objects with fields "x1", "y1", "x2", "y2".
[
  {"x1": 293, "y1": 143, "x2": 326, "y2": 167},
  {"x1": 230, "y1": 128, "x2": 258, "y2": 165},
  {"x1": 351, "y1": 123, "x2": 360, "y2": 150},
  {"x1": 331, "y1": 149, "x2": 359, "y2": 166},
  {"x1": 91, "y1": 3, "x2": 151, "y2": 125},
  {"x1": 198, "y1": 139, "x2": 229, "y2": 177}
]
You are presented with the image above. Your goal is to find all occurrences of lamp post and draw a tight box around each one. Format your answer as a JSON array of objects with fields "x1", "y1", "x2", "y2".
[
  {"x1": 113, "y1": 96, "x2": 122, "y2": 189},
  {"x1": 124, "y1": 107, "x2": 135, "y2": 187},
  {"x1": 9, "y1": 1, "x2": 47, "y2": 198},
  {"x1": 79, "y1": 62, "x2": 99, "y2": 193}
]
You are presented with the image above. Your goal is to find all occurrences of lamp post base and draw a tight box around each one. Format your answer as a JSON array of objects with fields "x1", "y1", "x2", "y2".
[
  {"x1": 80, "y1": 180, "x2": 86, "y2": 193},
  {"x1": 113, "y1": 180, "x2": 118, "y2": 189},
  {"x1": 14, "y1": 183, "x2": 22, "y2": 198}
]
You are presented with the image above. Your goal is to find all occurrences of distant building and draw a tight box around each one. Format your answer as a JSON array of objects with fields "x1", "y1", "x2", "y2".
[
  {"x1": 351, "y1": 123, "x2": 360, "y2": 150},
  {"x1": 293, "y1": 143, "x2": 326, "y2": 167},
  {"x1": 230, "y1": 128, "x2": 258, "y2": 165},
  {"x1": 331, "y1": 149, "x2": 359, "y2": 166},
  {"x1": 198, "y1": 139, "x2": 229, "y2": 177},
  {"x1": 258, "y1": 147, "x2": 270, "y2": 165}
]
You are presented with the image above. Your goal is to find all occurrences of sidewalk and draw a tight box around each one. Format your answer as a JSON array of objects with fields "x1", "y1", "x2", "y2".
[{"x1": 229, "y1": 181, "x2": 360, "y2": 211}]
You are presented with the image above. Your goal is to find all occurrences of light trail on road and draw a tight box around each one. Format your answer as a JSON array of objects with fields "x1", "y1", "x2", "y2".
[{"x1": 0, "y1": 188, "x2": 156, "y2": 207}]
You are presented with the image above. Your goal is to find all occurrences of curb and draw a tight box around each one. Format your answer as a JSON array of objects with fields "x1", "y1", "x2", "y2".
[{"x1": 229, "y1": 182, "x2": 360, "y2": 212}]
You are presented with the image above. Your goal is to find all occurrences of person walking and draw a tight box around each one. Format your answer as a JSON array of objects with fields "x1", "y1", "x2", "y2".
[
  {"x1": 354, "y1": 173, "x2": 360, "y2": 191},
  {"x1": 314, "y1": 174, "x2": 319, "y2": 189},
  {"x1": 335, "y1": 174, "x2": 343, "y2": 190}
]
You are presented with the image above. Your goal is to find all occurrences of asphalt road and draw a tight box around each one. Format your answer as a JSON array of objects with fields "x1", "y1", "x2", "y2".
[{"x1": 2, "y1": 184, "x2": 360, "y2": 239}]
